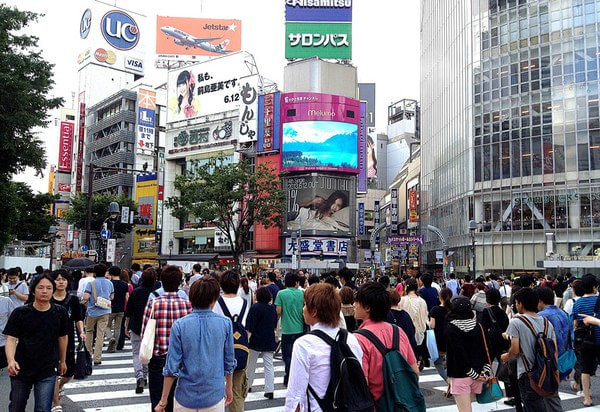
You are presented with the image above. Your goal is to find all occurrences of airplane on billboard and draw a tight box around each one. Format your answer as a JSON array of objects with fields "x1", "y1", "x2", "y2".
[{"x1": 160, "y1": 26, "x2": 232, "y2": 54}]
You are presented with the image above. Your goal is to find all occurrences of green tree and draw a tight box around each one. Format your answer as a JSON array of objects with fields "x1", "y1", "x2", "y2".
[
  {"x1": 64, "y1": 193, "x2": 137, "y2": 235},
  {"x1": 166, "y1": 156, "x2": 285, "y2": 266},
  {"x1": 0, "y1": 5, "x2": 64, "y2": 178},
  {"x1": 0, "y1": 182, "x2": 57, "y2": 250}
]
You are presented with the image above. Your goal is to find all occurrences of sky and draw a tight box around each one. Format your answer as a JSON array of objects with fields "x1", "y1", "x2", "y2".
[{"x1": 5, "y1": 0, "x2": 421, "y2": 193}]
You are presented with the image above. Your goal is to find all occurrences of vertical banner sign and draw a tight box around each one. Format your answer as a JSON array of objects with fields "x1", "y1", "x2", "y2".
[
  {"x1": 134, "y1": 173, "x2": 158, "y2": 258},
  {"x1": 358, "y1": 202, "x2": 365, "y2": 236},
  {"x1": 76, "y1": 95, "x2": 86, "y2": 193},
  {"x1": 374, "y1": 200, "x2": 380, "y2": 244},
  {"x1": 391, "y1": 188, "x2": 398, "y2": 234},
  {"x1": 409, "y1": 189, "x2": 418, "y2": 223},
  {"x1": 358, "y1": 101, "x2": 367, "y2": 193},
  {"x1": 137, "y1": 89, "x2": 156, "y2": 153},
  {"x1": 258, "y1": 92, "x2": 281, "y2": 152},
  {"x1": 238, "y1": 76, "x2": 258, "y2": 143},
  {"x1": 121, "y1": 206, "x2": 130, "y2": 224},
  {"x1": 58, "y1": 122, "x2": 74, "y2": 172}
]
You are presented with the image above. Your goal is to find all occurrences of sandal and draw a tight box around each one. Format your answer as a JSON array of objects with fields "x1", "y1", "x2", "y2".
[{"x1": 58, "y1": 388, "x2": 65, "y2": 399}]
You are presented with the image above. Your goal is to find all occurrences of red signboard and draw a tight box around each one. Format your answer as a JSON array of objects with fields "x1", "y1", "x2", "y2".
[
  {"x1": 58, "y1": 122, "x2": 74, "y2": 172},
  {"x1": 58, "y1": 183, "x2": 71, "y2": 193}
]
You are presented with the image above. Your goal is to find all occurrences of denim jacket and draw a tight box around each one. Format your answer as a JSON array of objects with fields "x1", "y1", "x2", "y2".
[{"x1": 163, "y1": 308, "x2": 235, "y2": 409}]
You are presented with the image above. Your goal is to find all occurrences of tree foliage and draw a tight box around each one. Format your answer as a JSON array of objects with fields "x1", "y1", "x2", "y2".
[
  {"x1": 166, "y1": 156, "x2": 286, "y2": 264},
  {"x1": 0, "y1": 5, "x2": 64, "y2": 179},
  {"x1": 0, "y1": 181, "x2": 57, "y2": 250},
  {"x1": 63, "y1": 193, "x2": 137, "y2": 235}
]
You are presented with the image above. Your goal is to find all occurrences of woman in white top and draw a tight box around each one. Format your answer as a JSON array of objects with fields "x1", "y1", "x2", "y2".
[{"x1": 285, "y1": 283, "x2": 363, "y2": 411}]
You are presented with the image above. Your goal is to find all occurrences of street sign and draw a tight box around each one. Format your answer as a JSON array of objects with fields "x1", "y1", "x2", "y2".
[
  {"x1": 106, "y1": 238, "x2": 116, "y2": 263},
  {"x1": 81, "y1": 245, "x2": 89, "y2": 252},
  {"x1": 100, "y1": 229, "x2": 111, "y2": 240}
]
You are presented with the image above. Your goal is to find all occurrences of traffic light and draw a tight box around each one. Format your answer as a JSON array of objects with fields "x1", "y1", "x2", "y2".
[
  {"x1": 133, "y1": 216, "x2": 153, "y2": 226},
  {"x1": 319, "y1": 251, "x2": 324, "y2": 261}
]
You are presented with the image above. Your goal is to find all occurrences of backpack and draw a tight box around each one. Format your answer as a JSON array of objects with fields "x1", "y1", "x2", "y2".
[
  {"x1": 307, "y1": 329, "x2": 374, "y2": 412},
  {"x1": 218, "y1": 297, "x2": 249, "y2": 371},
  {"x1": 516, "y1": 316, "x2": 560, "y2": 397},
  {"x1": 355, "y1": 325, "x2": 426, "y2": 412}
]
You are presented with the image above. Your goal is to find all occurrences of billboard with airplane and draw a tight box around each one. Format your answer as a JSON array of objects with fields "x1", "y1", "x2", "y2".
[{"x1": 156, "y1": 16, "x2": 242, "y2": 59}]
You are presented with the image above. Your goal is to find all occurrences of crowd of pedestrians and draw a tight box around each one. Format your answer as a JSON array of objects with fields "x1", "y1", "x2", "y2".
[{"x1": 1, "y1": 263, "x2": 600, "y2": 412}]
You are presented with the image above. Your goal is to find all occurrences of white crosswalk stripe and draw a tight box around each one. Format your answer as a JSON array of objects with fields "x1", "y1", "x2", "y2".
[{"x1": 63, "y1": 338, "x2": 598, "y2": 411}]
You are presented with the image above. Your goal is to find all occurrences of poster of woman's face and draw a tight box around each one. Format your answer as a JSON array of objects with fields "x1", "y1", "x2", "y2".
[{"x1": 285, "y1": 175, "x2": 356, "y2": 236}]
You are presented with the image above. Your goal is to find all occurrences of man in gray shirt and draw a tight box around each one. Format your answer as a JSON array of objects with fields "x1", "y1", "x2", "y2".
[{"x1": 501, "y1": 287, "x2": 563, "y2": 412}]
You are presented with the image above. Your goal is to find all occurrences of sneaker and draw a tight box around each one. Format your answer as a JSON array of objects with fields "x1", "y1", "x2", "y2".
[
  {"x1": 264, "y1": 392, "x2": 274, "y2": 400},
  {"x1": 93, "y1": 361, "x2": 102, "y2": 365},
  {"x1": 107, "y1": 338, "x2": 116, "y2": 353},
  {"x1": 504, "y1": 398, "x2": 516, "y2": 406},
  {"x1": 136, "y1": 378, "x2": 144, "y2": 394}
]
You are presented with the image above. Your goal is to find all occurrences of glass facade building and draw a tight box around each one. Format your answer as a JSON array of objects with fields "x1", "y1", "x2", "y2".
[{"x1": 420, "y1": 0, "x2": 600, "y2": 275}]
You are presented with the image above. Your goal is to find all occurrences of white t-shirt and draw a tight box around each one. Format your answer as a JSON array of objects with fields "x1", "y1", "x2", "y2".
[
  {"x1": 77, "y1": 276, "x2": 94, "y2": 299},
  {"x1": 213, "y1": 295, "x2": 248, "y2": 327}
]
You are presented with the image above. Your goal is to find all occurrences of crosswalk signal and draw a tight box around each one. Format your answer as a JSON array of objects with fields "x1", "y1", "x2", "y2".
[{"x1": 319, "y1": 251, "x2": 324, "y2": 261}]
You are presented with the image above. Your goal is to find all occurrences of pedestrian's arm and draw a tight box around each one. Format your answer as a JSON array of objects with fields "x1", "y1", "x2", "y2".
[
  {"x1": 155, "y1": 376, "x2": 176, "y2": 411},
  {"x1": 81, "y1": 291, "x2": 90, "y2": 304},
  {"x1": 224, "y1": 373, "x2": 233, "y2": 406},
  {"x1": 58, "y1": 335, "x2": 68, "y2": 375},
  {"x1": 579, "y1": 313, "x2": 600, "y2": 326},
  {"x1": 5, "y1": 335, "x2": 19, "y2": 376},
  {"x1": 500, "y1": 336, "x2": 520, "y2": 362},
  {"x1": 12, "y1": 287, "x2": 28, "y2": 302},
  {"x1": 276, "y1": 305, "x2": 282, "y2": 318},
  {"x1": 76, "y1": 320, "x2": 86, "y2": 342}
]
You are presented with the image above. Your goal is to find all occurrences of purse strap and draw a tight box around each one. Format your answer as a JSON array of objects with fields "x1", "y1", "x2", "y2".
[{"x1": 479, "y1": 323, "x2": 494, "y2": 377}]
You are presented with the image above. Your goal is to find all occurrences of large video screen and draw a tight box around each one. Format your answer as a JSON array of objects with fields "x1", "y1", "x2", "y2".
[{"x1": 282, "y1": 120, "x2": 358, "y2": 173}]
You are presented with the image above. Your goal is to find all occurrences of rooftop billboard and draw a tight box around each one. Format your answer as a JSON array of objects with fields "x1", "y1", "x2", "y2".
[
  {"x1": 156, "y1": 16, "x2": 242, "y2": 60},
  {"x1": 285, "y1": 0, "x2": 353, "y2": 22},
  {"x1": 280, "y1": 92, "x2": 360, "y2": 173},
  {"x1": 285, "y1": 22, "x2": 352, "y2": 60}
]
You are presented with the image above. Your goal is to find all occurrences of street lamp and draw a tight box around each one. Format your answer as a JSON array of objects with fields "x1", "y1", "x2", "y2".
[
  {"x1": 48, "y1": 226, "x2": 58, "y2": 271},
  {"x1": 168, "y1": 240, "x2": 173, "y2": 257},
  {"x1": 104, "y1": 202, "x2": 120, "y2": 263},
  {"x1": 468, "y1": 220, "x2": 477, "y2": 278},
  {"x1": 108, "y1": 201, "x2": 120, "y2": 219}
]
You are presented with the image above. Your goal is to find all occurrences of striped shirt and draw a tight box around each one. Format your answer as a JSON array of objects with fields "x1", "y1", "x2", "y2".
[
  {"x1": 572, "y1": 294, "x2": 600, "y2": 345},
  {"x1": 141, "y1": 292, "x2": 191, "y2": 357}
]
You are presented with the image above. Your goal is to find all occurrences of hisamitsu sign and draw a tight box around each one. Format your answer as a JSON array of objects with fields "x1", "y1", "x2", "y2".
[
  {"x1": 285, "y1": 0, "x2": 353, "y2": 22},
  {"x1": 387, "y1": 235, "x2": 423, "y2": 245}
]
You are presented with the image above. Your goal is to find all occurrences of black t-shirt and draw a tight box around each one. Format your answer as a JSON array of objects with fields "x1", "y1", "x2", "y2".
[
  {"x1": 51, "y1": 294, "x2": 83, "y2": 352},
  {"x1": 111, "y1": 280, "x2": 129, "y2": 313},
  {"x1": 429, "y1": 305, "x2": 449, "y2": 351},
  {"x1": 3, "y1": 303, "x2": 69, "y2": 382}
]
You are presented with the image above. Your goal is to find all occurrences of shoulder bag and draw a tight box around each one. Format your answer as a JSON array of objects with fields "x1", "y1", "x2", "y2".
[
  {"x1": 91, "y1": 280, "x2": 111, "y2": 309},
  {"x1": 139, "y1": 300, "x2": 157, "y2": 365},
  {"x1": 476, "y1": 324, "x2": 504, "y2": 404}
]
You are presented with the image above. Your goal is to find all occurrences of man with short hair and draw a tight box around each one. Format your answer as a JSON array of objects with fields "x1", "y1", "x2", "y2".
[
  {"x1": 445, "y1": 272, "x2": 460, "y2": 297},
  {"x1": 104, "y1": 265, "x2": 129, "y2": 353},
  {"x1": 274, "y1": 272, "x2": 304, "y2": 386},
  {"x1": 6, "y1": 268, "x2": 28, "y2": 307},
  {"x1": 501, "y1": 287, "x2": 562, "y2": 411},
  {"x1": 81, "y1": 264, "x2": 114, "y2": 365},
  {"x1": 187, "y1": 263, "x2": 203, "y2": 288},
  {"x1": 130, "y1": 263, "x2": 142, "y2": 287},
  {"x1": 418, "y1": 273, "x2": 439, "y2": 312},
  {"x1": 337, "y1": 267, "x2": 357, "y2": 290}
]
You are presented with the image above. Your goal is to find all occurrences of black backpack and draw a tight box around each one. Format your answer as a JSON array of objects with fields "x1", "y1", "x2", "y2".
[
  {"x1": 218, "y1": 297, "x2": 249, "y2": 371},
  {"x1": 516, "y1": 315, "x2": 560, "y2": 397},
  {"x1": 307, "y1": 329, "x2": 374, "y2": 412},
  {"x1": 485, "y1": 308, "x2": 509, "y2": 353}
]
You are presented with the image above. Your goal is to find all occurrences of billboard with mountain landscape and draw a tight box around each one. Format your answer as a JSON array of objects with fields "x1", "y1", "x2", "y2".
[{"x1": 280, "y1": 92, "x2": 360, "y2": 173}]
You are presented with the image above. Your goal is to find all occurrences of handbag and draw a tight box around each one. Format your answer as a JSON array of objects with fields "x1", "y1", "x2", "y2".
[
  {"x1": 91, "y1": 280, "x2": 111, "y2": 310},
  {"x1": 557, "y1": 332, "x2": 576, "y2": 374},
  {"x1": 476, "y1": 324, "x2": 504, "y2": 404},
  {"x1": 574, "y1": 296, "x2": 600, "y2": 351},
  {"x1": 139, "y1": 300, "x2": 157, "y2": 365},
  {"x1": 74, "y1": 342, "x2": 93, "y2": 380},
  {"x1": 425, "y1": 327, "x2": 439, "y2": 363}
]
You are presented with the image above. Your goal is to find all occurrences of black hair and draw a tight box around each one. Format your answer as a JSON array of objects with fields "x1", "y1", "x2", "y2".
[
  {"x1": 93, "y1": 264, "x2": 107, "y2": 278},
  {"x1": 50, "y1": 269, "x2": 72, "y2": 282},
  {"x1": 355, "y1": 281, "x2": 391, "y2": 322},
  {"x1": 220, "y1": 270, "x2": 240, "y2": 294},
  {"x1": 108, "y1": 265, "x2": 121, "y2": 277},
  {"x1": 267, "y1": 272, "x2": 277, "y2": 283},
  {"x1": 192, "y1": 263, "x2": 202, "y2": 273},
  {"x1": 485, "y1": 288, "x2": 501, "y2": 306},
  {"x1": 30, "y1": 274, "x2": 56, "y2": 295},
  {"x1": 513, "y1": 287, "x2": 539, "y2": 312},
  {"x1": 284, "y1": 272, "x2": 299, "y2": 287},
  {"x1": 308, "y1": 274, "x2": 320, "y2": 286},
  {"x1": 378, "y1": 275, "x2": 390, "y2": 288},
  {"x1": 338, "y1": 267, "x2": 353, "y2": 282},
  {"x1": 421, "y1": 273, "x2": 433, "y2": 288},
  {"x1": 581, "y1": 274, "x2": 598, "y2": 294},
  {"x1": 535, "y1": 286, "x2": 555, "y2": 306},
  {"x1": 131, "y1": 263, "x2": 141, "y2": 272},
  {"x1": 256, "y1": 286, "x2": 272, "y2": 303}
]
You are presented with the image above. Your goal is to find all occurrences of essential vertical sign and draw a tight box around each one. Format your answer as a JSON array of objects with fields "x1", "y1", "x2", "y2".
[{"x1": 58, "y1": 122, "x2": 74, "y2": 172}]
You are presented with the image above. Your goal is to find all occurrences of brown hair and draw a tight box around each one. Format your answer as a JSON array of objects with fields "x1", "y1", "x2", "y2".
[
  {"x1": 189, "y1": 278, "x2": 221, "y2": 309},
  {"x1": 388, "y1": 289, "x2": 401, "y2": 306},
  {"x1": 339, "y1": 286, "x2": 355, "y2": 305},
  {"x1": 304, "y1": 283, "x2": 340, "y2": 327}
]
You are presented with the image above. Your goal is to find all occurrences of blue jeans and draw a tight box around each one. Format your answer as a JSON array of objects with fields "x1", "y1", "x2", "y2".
[
  {"x1": 9, "y1": 374, "x2": 57, "y2": 412},
  {"x1": 281, "y1": 333, "x2": 303, "y2": 386}
]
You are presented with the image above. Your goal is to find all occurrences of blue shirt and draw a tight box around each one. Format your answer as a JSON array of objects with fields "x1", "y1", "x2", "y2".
[
  {"x1": 85, "y1": 278, "x2": 114, "y2": 317},
  {"x1": 163, "y1": 308, "x2": 235, "y2": 409},
  {"x1": 538, "y1": 305, "x2": 572, "y2": 356},
  {"x1": 572, "y1": 295, "x2": 600, "y2": 344},
  {"x1": 446, "y1": 279, "x2": 460, "y2": 297}
]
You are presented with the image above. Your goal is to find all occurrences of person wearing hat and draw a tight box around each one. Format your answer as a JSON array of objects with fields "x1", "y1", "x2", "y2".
[{"x1": 445, "y1": 296, "x2": 491, "y2": 411}]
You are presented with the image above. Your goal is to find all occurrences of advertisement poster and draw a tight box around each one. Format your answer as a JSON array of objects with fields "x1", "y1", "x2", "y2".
[
  {"x1": 285, "y1": 22, "x2": 352, "y2": 60},
  {"x1": 284, "y1": 174, "x2": 355, "y2": 236},
  {"x1": 134, "y1": 173, "x2": 158, "y2": 258},
  {"x1": 58, "y1": 122, "x2": 74, "y2": 172},
  {"x1": 281, "y1": 92, "x2": 360, "y2": 173},
  {"x1": 156, "y1": 16, "x2": 241, "y2": 59},
  {"x1": 137, "y1": 89, "x2": 156, "y2": 154},
  {"x1": 285, "y1": 0, "x2": 352, "y2": 22}
]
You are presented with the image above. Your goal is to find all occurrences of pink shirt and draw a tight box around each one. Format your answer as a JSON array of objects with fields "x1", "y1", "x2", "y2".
[{"x1": 354, "y1": 319, "x2": 417, "y2": 401}]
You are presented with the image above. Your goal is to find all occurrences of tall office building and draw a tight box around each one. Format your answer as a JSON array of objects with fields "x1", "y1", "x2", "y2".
[{"x1": 420, "y1": 1, "x2": 600, "y2": 275}]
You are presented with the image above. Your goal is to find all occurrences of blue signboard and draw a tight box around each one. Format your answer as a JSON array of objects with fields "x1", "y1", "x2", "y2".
[
  {"x1": 358, "y1": 202, "x2": 365, "y2": 235},
  {"x1": 285, "y1": 0, "x2": 353, "y2": 22},
  {"x1": 100, "y1": 228, "x2": 111, "y2": 240},
  {"x1": 138, "y1": 107, "x2": 155, "y2": 128}
]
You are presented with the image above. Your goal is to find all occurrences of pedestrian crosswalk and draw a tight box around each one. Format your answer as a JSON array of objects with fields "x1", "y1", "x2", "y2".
[{"x1": 63, "y1": 339, "x2": 599, "y2": 411}]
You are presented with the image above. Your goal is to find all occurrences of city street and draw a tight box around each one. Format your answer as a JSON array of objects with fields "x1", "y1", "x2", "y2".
[{"x1": 3, "y1": 336, "x2": 597, "y2": 411}]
